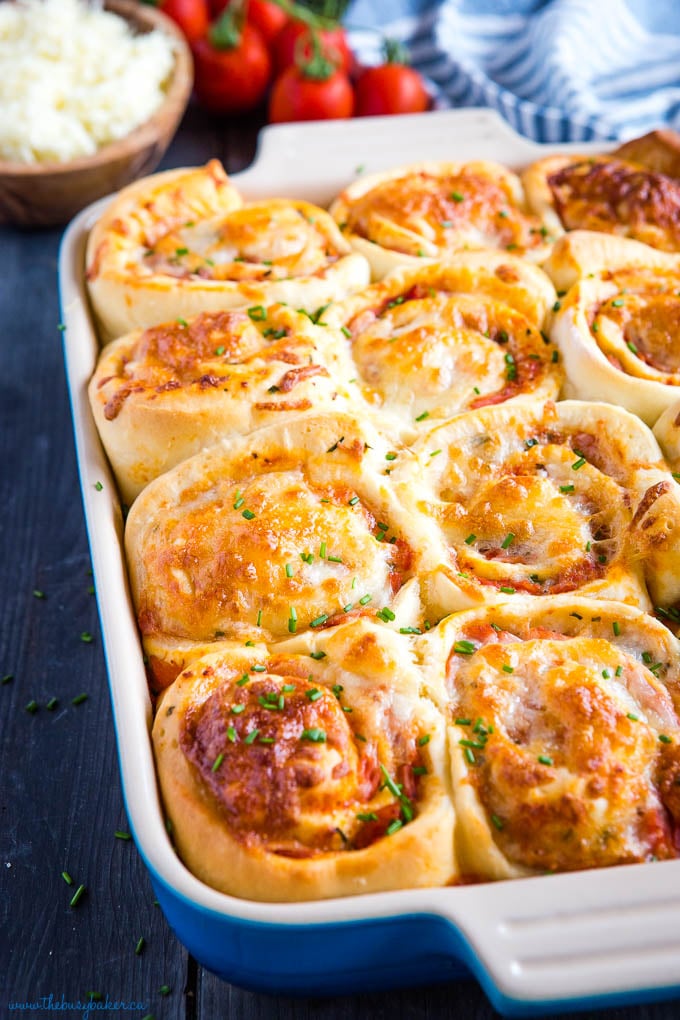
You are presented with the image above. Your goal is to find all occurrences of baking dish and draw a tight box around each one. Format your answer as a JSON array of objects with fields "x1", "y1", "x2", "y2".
[{"x1": 58, "y1": 107, "x2": 680, "y2": 1017}]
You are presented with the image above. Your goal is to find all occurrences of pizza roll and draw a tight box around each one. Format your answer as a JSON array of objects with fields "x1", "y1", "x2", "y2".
[
  {"x1": 152, "y1": 620, "x2": 457, "y2": 900},
  {"x1": 546, "y1": 237, "x2": 680, "y2": 425},
  {"x1": 523, "y1": 154, "x2": 680, "y2": 253},
  {"x1": 125, "y1": 413, "x2": 433, "y2": 686},
  {"x1": 86, "y1": 160, "x2": 370, "y2": 342},
  {"x1": 392, "y1": 398, "x2": 680, "y2": 615},
  {"x1": 613, "y1": 129, "x2": 680, "y2": 180},
  {"x1": 417, "y1": 596, "x2": 680, "y2": 879},
  {"x1": 89, "y1": 305, "x2": 358, "y2": 504},
  {"x1": 324, "y1": 254, "x2": 560, "y2": 431},
  {"x1": 329, "y1": 161, "x2": 552, "y2": 280}
]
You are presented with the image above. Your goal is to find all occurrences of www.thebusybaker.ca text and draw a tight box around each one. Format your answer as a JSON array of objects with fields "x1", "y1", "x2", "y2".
[{"x1": 7, "y1": 993, "x2": 149, "y2": 1018}]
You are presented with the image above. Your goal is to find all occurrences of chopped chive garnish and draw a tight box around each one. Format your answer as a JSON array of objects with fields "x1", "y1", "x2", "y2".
[
  {"x1": 259, "y1": 737, "x2": 275, "y2": 744},
  {"x1": 256, "y1": 610, "x2": 263, "y2": 626},
  {"x1": 160, "y1": 986, "x2": 171, "y2": 997},
  {"x1": 306, "y1": 689, "x2": 322, "y2": 702},
  {"x1": 288, "y1": 607, "x2": 297, "y2": 634},
  {"x1": 310, "y1": 614, "x2": 328, "y2": 628},
  {"x1": 94, "y1": 480, "x2": 103, "y2": 492},
  {"x1": 211, "y1": 754, "x2": 224, "y2": 772},
  {"x1": 386, "y1": 819, "x2": 403, "y2": 836},
  {"x1": 227, "y1": 726, "x2": 237, "y2": 742},
  {"x1": 33, "y1": 589, "x2": 45, "y2": 599},
  {"x1": 242, "y1": 509, "x2": 256, "y2": 520},
  {"x1": 450, "y1": 191, "x2": 464, "y2": 202},
  {"x1": 215, "y1": 346, "x2": 225, "y2": 356},
  {"x1": 415, "y1": 410, "x2": 430, "y2": 422},
  {"x1": 309, "y1": 651, "x2": 326, "y2": 662},
  {"x1": 231, "y1": 704, "x2": 245, "y2": 715},
  {"x1": 236, "y1": 674, "x2": 249, "y2": 687},
  {"x1": 69, "y1": 884, "x2": 86, "y2": 908},
  {"x1": 114, "y1": 830, "x2": 131, "y2": 840},
  {"x1": 560, "y1": 484, "x2": 575, "y2": 493},
  {"x1": 455, "y1": 718, "x2": 471, "y2": 726},
  {"x1": 135, "y1": 937, "x2": 145, "y2": 955},
  {"x1": 659, "y1": 734, "x2": 672, "y2": 744},
  {"x1": 357, "y1": 812, "x2": 378, "y2": 822},
  {"x1": 464, "y1": 747, "x2": 476, "y2": 764},
  {"x1": 430, "y1": 449, "x2": 442, "y2": 458},
  {"x1": 343, "y1": 603, "x2": 354, "y2": 613},
  {"x1": 342, "y1": 705, "x2": 353, "y2": 713},
  {"x1": 418, "y1": 734, "x2": 431, "y2": 747},
  {"x1": 80, "y1": 632, "x2": 93, "y2": 644},
  {"x1": 602, "y1": 669, "x2": 611, "y2": 679},
  {"x1": 413, "y1": 765, "x2": 428, "y2": 776},
  {"x1": 500, "y1": 586, "x2": 515, "y2": 594},
  {"x1": 359, "y1": 594, "x2": 372, "y2": 606},
  {"x1": 244, "y1": 730, "x2": 259, "y2": 745},
  {"x1": 300, "y1": 728, "x2": 326, "y2": 742},
  {"x1": 247, "y1": 305, "x2": 267, "y2": 321},
  {"x1": 341, "y1": 326, "x2": 352, "y2": 338},
  {"x1": 491, "y1": 814, "x2": 504, "y2": 831},
  {"x1": 348, "y1": 495, "x2": 360, "y2": 506},
  {"x1": 233, "y1": 496, "x2": 244, "y2": 509},
  {"x1": 459, "y1": 738, "x2": 486, "y2": 750},
  {"x1": 1, "y1": 674, "x2": 13, "y2": 685},
  {"x1": 552, "y1": 301, "x2": 562, "y2": 312},
  {"x1": 332, "y1": 685, "x2": 344, "y2": 698},
  {"x1": 615, "y1": 665, "x2": 623, "y2": 677},
  {"x1": 613, "y1": 621, "x2": 621, "y2": 636},
  {"x1": 285, "y1": 563, "x2": 294, "y2": 578},
  {"x1": 399, "y1": 626, "x2": 422, "y2": 634},
  {"x1": 538, "y1": 754, "x2": 553, "y2": 766},
  {"x1": 454, "y1": 640, "x2": 476, "y2": 655},
  {"x1": 251, "y1": 664, "x2": 266, "y2": 672},
  {"x1": 176, "y1": 317, "x2": 188, "y2": 328},
  {"x1": 61, "y1": 871, "x2": 73, "y2": 885},
  {"x1": 378, "y1": 606, "x2": 396, "y2": 621},
  {"x1": 72, "y1": 693, "x2": 88, "y2": 707},
  {"x1": 627, "y1": 713, "x2": 639, "y2": 721},
  {"x1": 502, "y1": 664, "x2": 514, "y2": 673},
  {"x1": 46, "y1": 697, "x2": 58, "y2": 710},
  {"x1": 551, "y1": 350, "x2": 559, "y2": 363},
  {"x1": 572, "y1": 457, "x2": 586, "y2": 470},
  {"x1": 385, "y1": 452, "x2": 397, "y2": 461},
  {"x1": 501, "y1": 533, "x2": 515, "y2": 550},
  {"x1": 464, "y1": 533, "x2": 476, "y2": 545},
  {"x1": 327, "y1": 555, "x2": 343, "y2": 563}
]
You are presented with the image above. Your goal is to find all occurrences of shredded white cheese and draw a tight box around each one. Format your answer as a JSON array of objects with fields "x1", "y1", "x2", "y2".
[{"x1": 0, "y1": 0, "x2": 176, "y2": 164}]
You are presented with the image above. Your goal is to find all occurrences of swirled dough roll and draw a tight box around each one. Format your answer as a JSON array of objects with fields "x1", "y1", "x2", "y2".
[
  {"x1": 416, "y1": 596, "x2": 680, "y2": 879},
  {"x1": 89, "y1": 305, "x2": 359, "y2": 504},
  {"x1": 391, "y1": 398, "x2": 680, "y2": 614},
  {"x1": 86, "y1": 160, "x2": 370, "y2": 342},
  {"x1": 125, "y1": 413, "x2": 435, "y2": 686},
  {"x1": 324, "y1": 254, "x2": 560, "y2": 431},
  {"x1": 547, "y1": 238, "x2": 680, "y2": 426},
  {"x1": 329, "y1": 161, "x2": 552, "y2": 280},
  {"x1": 152, "y1": 620, "x2": 457, "y2": 900},
  {"x1": 523, "y1": 154, "x2": 680, "y2": 253}
]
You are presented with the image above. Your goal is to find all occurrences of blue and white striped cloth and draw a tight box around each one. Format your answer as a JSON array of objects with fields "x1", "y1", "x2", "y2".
[{"x1": 345, "y1": 0, "x2": 680, "y2": 142}]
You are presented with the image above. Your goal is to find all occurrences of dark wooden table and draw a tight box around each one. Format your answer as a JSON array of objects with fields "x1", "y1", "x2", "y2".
[{"x1": 1, "y1": 105, "x2": 679, "y2": 1020}]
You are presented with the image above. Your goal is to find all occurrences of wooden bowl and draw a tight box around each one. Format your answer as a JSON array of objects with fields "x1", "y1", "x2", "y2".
[{"x1": 0, "y1": 0, "x2": 193, "y2": 229}]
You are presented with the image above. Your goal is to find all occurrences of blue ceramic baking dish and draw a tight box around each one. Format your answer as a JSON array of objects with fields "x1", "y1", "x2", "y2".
[{"x1": 59, "y1": 108, "x2": 680, "y2": 1017}]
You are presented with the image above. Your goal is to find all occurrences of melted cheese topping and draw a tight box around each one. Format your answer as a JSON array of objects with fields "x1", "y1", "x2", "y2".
[
  {"x1": 423, "y1": 412, "x2": 631, "y2": 596},
  {"x1": 179, "y1": 653, "x2": 422, "y2": 856},
  {"x1": 548, "y1": 158, "x2": 680, "y2": 253},
  {"x1": 94, "y1": 308, "x2": 340, "y2": 422},
  {"x1": 135, "y1": 470, "x2": 411, "y2": 642},
  {"x1": 447, "y1": 633, "x2": 680, "y2": 871},
  {"x1": 585, "y1": 269, "x2": 680, "y2": 383},
  {"x1": 347, "y1": 290, "x2": 556, "y2": 421},
  {"x1": 344, "y1": 168, "x2": 547, "y2": 258},
  {"x1": 143, "y1": 200, "x2": 346, "y2": 284}
]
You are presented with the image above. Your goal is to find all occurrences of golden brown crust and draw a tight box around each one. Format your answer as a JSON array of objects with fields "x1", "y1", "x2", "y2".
[
  {"x1": 613, "y1": 130, "x2": 680, "y2": 180},
  {"x1": 524, "y1": 155, "x2": 680, "y2": 253},
  {"x1": 89, "y1": 305, "x2": 359, "y2": 503},
  {"x1": 330, "y1": 161, "x2": 553, "y2": 280},
  {"x1": 86, "y1": 161, "x2": 370, "y2": 342},
  {"x1": 153, "y1": 620, "x2": 458, "y2": 900},
  {"x1": 416, "y1": 596, "x2": 680, "y2": 879}
]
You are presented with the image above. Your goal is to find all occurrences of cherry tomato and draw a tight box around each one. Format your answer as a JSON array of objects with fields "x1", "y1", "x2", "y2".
[
  {"x1": 273, "y1": 20, "x2": 353, "y2": 77},
  {"x1": 354, "y1": 63, "x2": 430, "y2": 117},
  {"x1": 159, "y1": 0, "x2": 210, "y2": 44},
  {"x1": 209, "y1": 0, "x2": 287, "y2": 45},
  {"x1": 247, "y1": 0, "x2": 288, "y2": 45},
  {"x1": 269, "y1": 64, "x2": 354, "y2": 123},
  {"x1": 193, "y1": 21, "x2": 271, "y2": 114}
]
